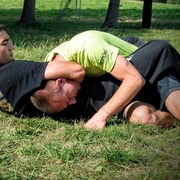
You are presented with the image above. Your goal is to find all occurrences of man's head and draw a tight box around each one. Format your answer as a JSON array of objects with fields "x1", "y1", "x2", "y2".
[
  {"x1": 0, "y1": 24, "x2": 14, "y2": 66},
  {"x1": 30, "y1": 78, "x2": 81, "y2": 114}
]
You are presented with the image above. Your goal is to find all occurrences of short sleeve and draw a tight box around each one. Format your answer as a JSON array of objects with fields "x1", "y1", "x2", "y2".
[
  {"x1": 0, "y1": 60, "x2": 48, "y2": 113},
  {"x1": 83, "y1": 37, "x2": 119, "y2": 73}
]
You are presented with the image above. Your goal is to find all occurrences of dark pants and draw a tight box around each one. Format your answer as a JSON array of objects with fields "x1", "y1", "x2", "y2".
[
  {"x1": 128, "y1": 40, "x2": 180, "y2": 110},
  {"x1": 123, "y1": 36, "x2": 145, "y2": 48}
]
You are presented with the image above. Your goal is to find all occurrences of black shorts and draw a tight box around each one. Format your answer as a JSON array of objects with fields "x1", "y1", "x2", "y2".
[{"x1": 157, "y1": 75, "x2": 180, "y2": 110}]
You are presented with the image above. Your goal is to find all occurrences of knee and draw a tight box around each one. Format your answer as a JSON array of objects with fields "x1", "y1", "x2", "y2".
[
  {"x1": 165, "y1": 90, "x2": 180, "y2": 120},
  {"x1": 155, "y1": 40, "x2": 171, "y2": 50},
  {"x1": 123, "y1": 36, "x2": 136, "y2": 42},
  {"x1": 129, "y1": 105, "x2": 157, "y2": 125},
  {"x1": 125, "y1": 101, "x2": 174, "y2": 127},
  {"x1": 124, "y1": 101, "x2": 157, "y2": 125}
]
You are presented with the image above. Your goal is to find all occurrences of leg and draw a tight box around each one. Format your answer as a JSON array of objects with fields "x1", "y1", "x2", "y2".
[
  {"x1": 157, "y1": 75, "x2": 180, "y2": 120},
  {"x1": 124, "y1": 101, "x2": 174, "y2": 128},
  {"x1": 130, "y1": 40, "x2": 180, "y2": 84},
  {"x1": 165, "y1": 90, "x2": 180, "y2": 120},
  {"x1": 123, "y1": 36, "x2": 145, "y2": 47}
]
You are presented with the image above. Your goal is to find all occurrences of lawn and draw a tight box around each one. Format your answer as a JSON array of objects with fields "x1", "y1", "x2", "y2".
[{"x1": 0, "y1": 0, "x2": 180, "y2": 179}]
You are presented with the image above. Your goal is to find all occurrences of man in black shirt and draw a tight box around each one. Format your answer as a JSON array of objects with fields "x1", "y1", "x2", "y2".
[{"x1": 0, "y1": 24, "x2": 85, "y2": 117}]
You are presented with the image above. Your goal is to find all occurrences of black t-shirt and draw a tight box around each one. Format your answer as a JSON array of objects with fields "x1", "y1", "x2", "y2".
[{"x1": 0, "y1": 60, "x2": 48, "y2": 117}]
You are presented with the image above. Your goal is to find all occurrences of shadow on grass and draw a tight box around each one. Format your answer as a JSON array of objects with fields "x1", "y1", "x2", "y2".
[
  {"x1": 0, "y1": 7, "x2": 179, "y2": 51},
  {"x1": 0, "y1": 7, "x2": 179, "y2": 31}
]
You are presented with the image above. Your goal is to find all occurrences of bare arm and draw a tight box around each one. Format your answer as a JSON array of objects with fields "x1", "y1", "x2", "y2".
[
  {"x1": 43, "y1": 60, "x2": 85, "y2": 83},
  {"x1": 83, "y1": 55, "x2": 145, "y2": 130}
]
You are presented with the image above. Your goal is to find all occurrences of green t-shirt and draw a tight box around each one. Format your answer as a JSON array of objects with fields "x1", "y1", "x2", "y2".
[{"x1": 45, "y1": 30, "x2": 138, "y2": 77}]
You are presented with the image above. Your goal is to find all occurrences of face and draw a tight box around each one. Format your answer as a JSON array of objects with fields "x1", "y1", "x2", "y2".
[
  {"x1": 62, "y1": 79, "x2": 81, "y2": 104},
  {"x1": 49, "y1": 79, "x2": 81, "y2": 112},
  {"x1": 0, "y1": 30, "x2": 14, "y2": 65}
]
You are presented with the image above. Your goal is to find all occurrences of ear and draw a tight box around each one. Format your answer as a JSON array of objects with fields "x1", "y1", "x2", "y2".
[
  {"x1": 53, "y1": 54, "x2": 66, "y2": 62},
  {"x1": 56, "y1": 78, "x2": 66, "y2": 87}
]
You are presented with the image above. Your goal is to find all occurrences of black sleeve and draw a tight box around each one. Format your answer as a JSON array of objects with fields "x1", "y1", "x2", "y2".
[{"x1": 0, "y1": 60, "x2": 48, "y2": 115}]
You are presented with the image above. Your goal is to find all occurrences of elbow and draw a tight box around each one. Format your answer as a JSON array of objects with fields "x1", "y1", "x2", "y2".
[
  {"x1": 76, "y1": 64, "x2": 86, "y2": 77},
  {"x1": 75, "y1": 68, "x2": 86, "y2": 83},
  {"x1": 132, "y1": 74, "x2": 145, "y2": 90},
  {"x1": 138, "y1": 75, "x2": 146, "y2": 88},
  {"x1": 81, "y1": 68, "x2": 86, "y2": 77},
  {"x1": 79, "y1": 68, "x2": 86, "y2": 79}
]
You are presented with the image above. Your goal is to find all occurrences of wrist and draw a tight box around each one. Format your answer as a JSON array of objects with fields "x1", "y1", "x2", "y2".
[{"x1": 100, "y1": 107, "x2": 110, "y2": 119}]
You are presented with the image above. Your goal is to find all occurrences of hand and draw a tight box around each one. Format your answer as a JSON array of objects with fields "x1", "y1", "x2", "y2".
[
  {"x1": 53, "y1": 55, "x2": 85, "y2": 83},
  {"x1": 83, "y1": 108, "x2": 109, "y2": 130}
]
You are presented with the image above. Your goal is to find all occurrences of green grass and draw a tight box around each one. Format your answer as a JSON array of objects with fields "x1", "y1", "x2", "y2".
[
  {"x1": 0, "y1": 114, "x2": 180, "y2": 179},
  {"x1": 0, "y1": 0, "x2": 180, "y2": 179}
]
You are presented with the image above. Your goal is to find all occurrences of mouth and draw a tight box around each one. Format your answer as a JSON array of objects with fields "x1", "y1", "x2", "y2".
[{"x1": 9, "y1": 53, "x2": 13, "y2": 59}]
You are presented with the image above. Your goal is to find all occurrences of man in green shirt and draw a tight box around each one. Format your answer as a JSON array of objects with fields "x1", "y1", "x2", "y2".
[
  {"x1": 32, "y1": 30, "x2": 180, "y2": 130},
  {"x1": 45, "y1": 30, "x2": 138, "y2": 76},
  {"x1": 43, "y1": 30, "x2": 145, "y2": 130}
]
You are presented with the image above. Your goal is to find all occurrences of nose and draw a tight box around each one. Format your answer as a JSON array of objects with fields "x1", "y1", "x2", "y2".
[
  {"x1": 7, "y1": 40, "x2": 14, "y2": 50},
  {"x1": 9, "y1": 43, "x2": 14, "y2": 50}
]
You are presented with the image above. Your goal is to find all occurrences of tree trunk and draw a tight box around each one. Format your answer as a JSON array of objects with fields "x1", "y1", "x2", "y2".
[
  {"x1": 103, "y1": 0, "x2": 120, "y2": 28},
  {"x1": 142, "y1": 0, "x2": 152, "y2": 28},
  {"x1": 18, "y1": 0, "x2": 36, "y2": 25}
]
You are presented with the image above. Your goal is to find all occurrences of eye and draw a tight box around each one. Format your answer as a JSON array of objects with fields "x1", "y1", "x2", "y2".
[
  {"x1": 2, "y1": 42, "x2": 8, "y2": 46},
  {"x1": 0, "y1": 41, "x2": 7, "y2": 46},
  {"x1": 0, "y1": 39, "x2": 12, "y2": 46}
]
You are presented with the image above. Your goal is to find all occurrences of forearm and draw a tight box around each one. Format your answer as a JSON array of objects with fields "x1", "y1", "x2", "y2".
[
  {"x1": 83, "y1": 54, "x2": 145, "y2": 130},
  {"x1": 99, "y1": 76, "x2": 145, "y2": 118},
  {"x1": 43, "y1": 61, "x2": 85, "y2": 82},
  {"x1": 84, "y1": 71, "x2": 145, "y2": 131},
  {"x1": 103, "y1": 55, "x2": 145, "y2": 116}
]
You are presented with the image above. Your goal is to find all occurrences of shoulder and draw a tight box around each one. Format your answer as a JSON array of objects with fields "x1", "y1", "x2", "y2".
[{"x1": 0, "y1": 60, "x2": 48, "y2": 80}]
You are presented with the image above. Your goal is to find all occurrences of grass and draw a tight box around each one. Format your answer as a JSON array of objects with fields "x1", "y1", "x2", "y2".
[
  {"x1": 0, "y1": 0, "x2": 180, "y2": 179},
  {"x1": 1, "y1": 114, "x2": 180, "y2": 179}
]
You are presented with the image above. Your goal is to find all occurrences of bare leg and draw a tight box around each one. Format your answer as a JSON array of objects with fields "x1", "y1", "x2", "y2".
[
  {"x1": 165, "y1": 90, "x2": 180, "y2": 120},
  {"x1": 124, "y1": 101, "x2": 174, "y2": 128}
]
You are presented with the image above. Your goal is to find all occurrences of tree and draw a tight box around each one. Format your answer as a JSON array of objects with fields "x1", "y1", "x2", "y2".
[
  {"x1": 142, "y1": 0, "x2": 152, "y2": 28},
  {"x1": 103, "y1": 0, "x2": 120, "y2": 28},
  {"x1": 18, "y1": 0, "x2": 36, "y2": 25}
]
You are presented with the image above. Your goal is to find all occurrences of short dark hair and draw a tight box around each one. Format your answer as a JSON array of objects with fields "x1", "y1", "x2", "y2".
[
  {"x1": 0, "y1": 24, "x2": 7, "y2": 32},
  {"x1": 30, "y1": 90, "x2": 57, "y2": 114},
  {"x1": 30, "y1": 80, "x2": 63, "y2": 114}
]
